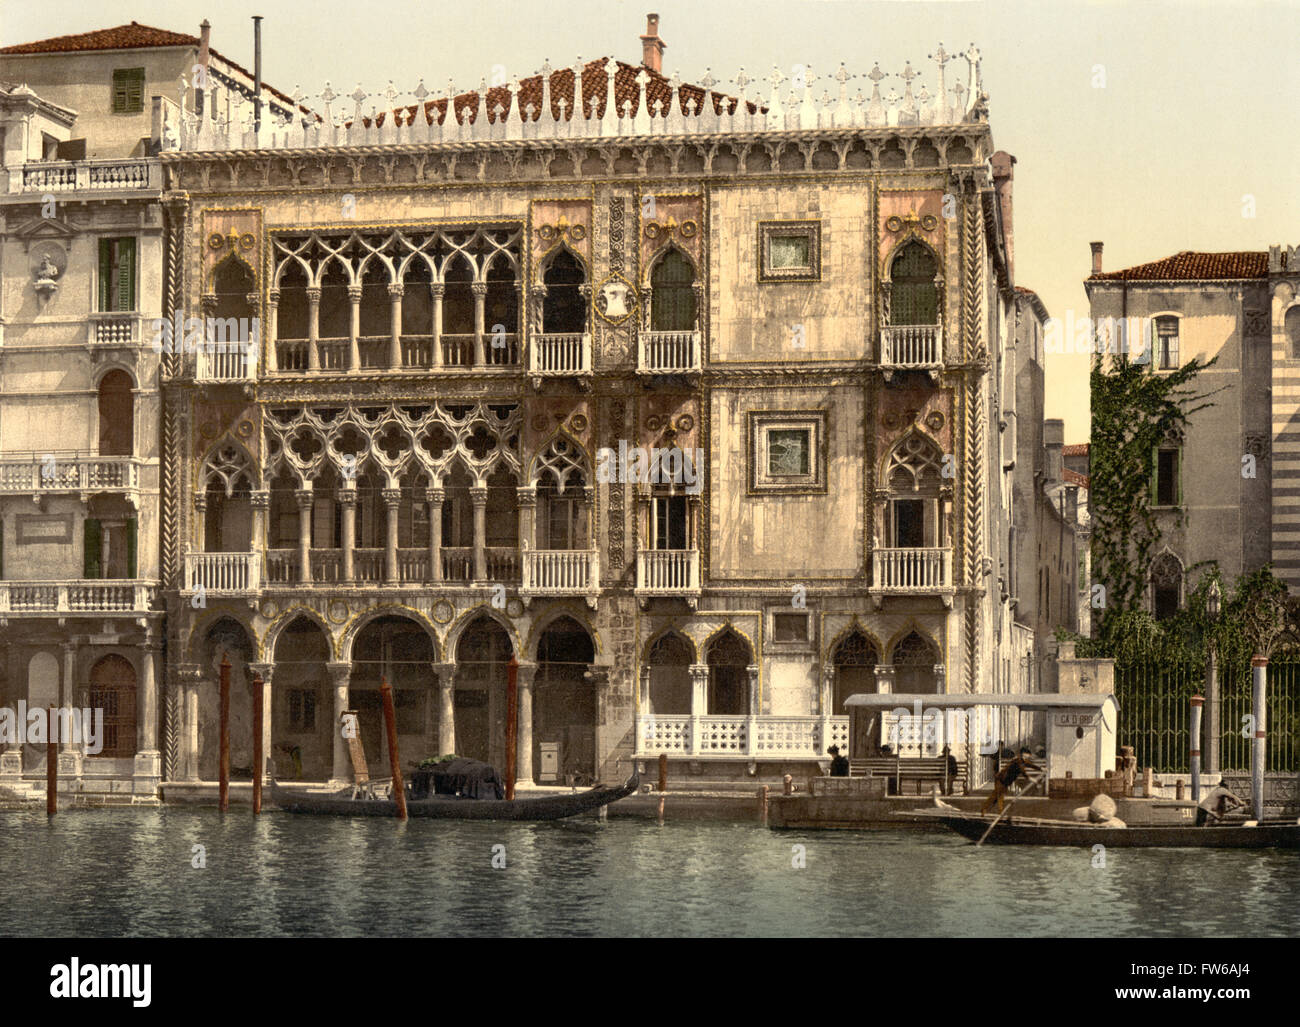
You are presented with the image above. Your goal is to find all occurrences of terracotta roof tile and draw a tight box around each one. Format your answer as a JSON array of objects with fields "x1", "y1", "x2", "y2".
[
  {"x1": 1062, "y1": 443, "x2": 1089, "y2": 456},
  {"x1": 1088, "y1": 251, "x2": 1268, "y2": 282}
]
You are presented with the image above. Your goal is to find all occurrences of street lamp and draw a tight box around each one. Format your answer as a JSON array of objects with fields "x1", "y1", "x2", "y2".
[{"x1": 1205, "y1": 578, "x2": 1222, "y2": 776}]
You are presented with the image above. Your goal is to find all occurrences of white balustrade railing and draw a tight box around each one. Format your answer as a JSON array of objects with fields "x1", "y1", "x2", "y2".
[
  {"x1": 881, "y1": 325, "x2": 942, "y2": 367},
  {"x1": 636, "y1": 714, "x2": 850, "y2": 757},
  {"x1": 0, "y1": 581, "x2": 156, "y2": 614},
  {"x1": 195, "y1": 344, "x2": 257, "y2": 382},
  {"x1": 636, "y1": 549, "x2": 700, "y2": 593},
  {"x1": 168, "y1": 48, "x2": 986, "y2": 154},
  {"x1": 522, "y1": 549, "x2": 598, "y2": 594},
  {"x1": 12, "y1": 158, "x2": 158, "y2": 193},
  {"x1": 0, "y1": 455, "x2": 138, "y2": 493},
  {"x1": 639, "y1": 331, "x2": 701, "y2": 373},
  {"x1": 529, "y1": 333, "x2": 590, "y2": 374},
  {"x1": 88, "y1": 314, "x2": 140, "y2": 346},
  {"x1": 872, "y1": 547, "x2": 952, "y2": 591},
  {"x1": 185, "y1": 552, "x2": 260, "y2": 593}
]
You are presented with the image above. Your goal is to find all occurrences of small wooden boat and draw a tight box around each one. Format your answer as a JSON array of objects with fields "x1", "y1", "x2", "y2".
[
  {"x1": 930, "y1": 810, "x2": 1300, "y2": 848},
  {"x1": 270, "y1": 769, "x2": 639, "y2": 821}
]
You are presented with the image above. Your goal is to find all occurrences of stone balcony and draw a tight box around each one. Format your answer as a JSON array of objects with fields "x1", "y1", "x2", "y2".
[
  {"x1": 529, "y1": 332, "x2": 592, "y2": 382},
  {"x1": 0, "y1": 580, "x2": 157, "y2": 616},
  {"x1": 870, "y1": 546, "x2": 954, "y2": 606},
  {"x1": 195, "y1": 344, "x2": 257, "y2": 383},
  {"x1": 0, "y1": 454, "x2": 140, "y2": 496},
  {"x1": 521, "y1": 549, "x2": 599, "y2": 606},
  {"x1": 183, "y1": 552, "x2": 261, "y2": 596},
  {"x1": 88, "y1": 313, "x2": 143, "y2": 347},
  {"x1": 271, "y1": 333, "x2": 520, "y2": 373},
  {"x1": 636, "y1": 549, "x2": 700, "y2": 606},
  {"x1": 635, "y1": 714, "x2": 849, "y2": 760},
  {"x1": 638, "y1": 331, "x2": 701, "y2": 374},
  {"x1": 880, "y1": 324, "x2": 942, "y2": 380},
  {"x1": 262, "y1": 547, "x2": 520, "y2": 586},
  {"x1": 7, "y1": 158, "x2": 160, "y2": 195}
]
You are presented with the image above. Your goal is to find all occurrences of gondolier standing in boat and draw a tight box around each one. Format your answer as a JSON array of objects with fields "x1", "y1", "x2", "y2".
[
  {"x1": 1197, "y1": 783, "x2": 1245, "y2": 826},
  {"x1": 981, "y1": 747, "x2": 1040, "y2": 814}
]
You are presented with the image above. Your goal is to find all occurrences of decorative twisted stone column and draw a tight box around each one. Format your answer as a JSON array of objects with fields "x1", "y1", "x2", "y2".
[
  {"x1": 471, "y1": 281, "x2": 488, "y2": 365},
  {"x1": 337, "y1": 487, "x2": 357, "y2": 582},
  {"x1": 382, "y1": 487, "x2": 402, "y2": 583},
  {"x1": 433, "y1": 662, "x2": 457, "y2": 755},
  {"x1": 305, "y1": 286, "x2": 322, "y2": 370},
  {"x1": 425, "y1": 487, "x2": 444, "y2": 581},
  {"x1": 327, "y1": 661, "x2": 352, "y2": 784},
  {"x1": 295, "y1": 488, "x2": 314, "y2": 583},
  {"x1": 516, "y1": 661, "x2": 537, "y2": 783},
  {"x1": 388, "y1": 282, "x2": 404, "y2": 369},
  {"x1": 470, "y1": 485, "x2": 488, "y2": 581}
]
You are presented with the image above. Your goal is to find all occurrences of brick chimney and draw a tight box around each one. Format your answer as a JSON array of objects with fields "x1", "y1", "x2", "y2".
[
  {"x1": 641, "y1": 13, "x2": 665, "y2": 75},
  {"x1": 990, "y1": 151, "x2": 1015, "y2": 281},
  {"x1": 1090, "y1": 241, "x2": 1104, "y2": 275}
]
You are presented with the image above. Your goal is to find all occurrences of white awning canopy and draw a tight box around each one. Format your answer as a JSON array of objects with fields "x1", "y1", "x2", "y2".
[{"x1": 843, "y1": 692, "x2": 1120, "y2": 712}]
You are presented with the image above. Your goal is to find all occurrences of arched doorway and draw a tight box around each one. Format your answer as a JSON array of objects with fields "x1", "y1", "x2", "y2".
[
  {"x1": 534, "y1": 616, "x2": 596, "y2": 785},
  {"x1": 199, "y1": 618, "x2": 255, "y2": 780},
  {"x1": 272, "y1": 617, "x2": 332, "y2": 780},
  {"x1": 88, "y1": 654, "x2": 137, "y2": 759},
  {"x1": 351, "y1": 616, "x2": 436, "y2": 775},
  {"x1": 454, "y1": 616, "x2": 513, "y2": 767},
  {"x1": 646, "y1": 631, "x2": 692, "y2": 715},
  {"x1": 97, "y1": 370, "x2": 134, "y2": 456},
  {"x1": 706, "y1": 629, "x2": 751, "y2": 716},
  {"x1": 832, "y1": 631, "x2": 879, "y2": 756}
]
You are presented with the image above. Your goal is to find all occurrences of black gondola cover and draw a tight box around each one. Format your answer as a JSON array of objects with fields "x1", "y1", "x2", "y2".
[{"x1": 411, "y1": 758, "x2": 505, "y2": 800}]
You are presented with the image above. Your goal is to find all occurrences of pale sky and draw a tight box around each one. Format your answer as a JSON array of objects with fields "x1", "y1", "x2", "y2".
[{"x1": 6, "y1": 0, "x2": 1299, "y2": 444}]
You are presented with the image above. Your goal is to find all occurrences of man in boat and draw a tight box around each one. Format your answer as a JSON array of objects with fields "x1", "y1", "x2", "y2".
[
  {"x1": 1196, "y1": 783, "x2": 1245, "y2": 826},
  {"x1": 981, "y1": 747, "x2": 1040, "y2": 814},
  {"x1": 828, "y1": 745, "x2": 850, "y2": 777}
]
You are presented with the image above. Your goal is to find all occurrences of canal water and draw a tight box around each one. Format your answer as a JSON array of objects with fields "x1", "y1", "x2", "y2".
[{"x1": 4, "y1": 810, "x2": 1299, "y2": 936}]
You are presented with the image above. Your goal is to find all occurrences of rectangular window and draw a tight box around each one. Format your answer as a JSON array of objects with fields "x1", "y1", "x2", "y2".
[
  {"x1": 748, "y1": 411, "x2": 827, "y2": 494},
  {"x1": 892, "y1": 499, "x2": 927, "y2": 548},
  {"x1": 773, "y1": 612, "x2": 810, "y2": 643},
  {"x1": 112, "y1": 68, "x2": 146, "y2": 114},
  {"x1": 758, "y1": 221, "x2": 821, "y2": 282},
  {"x1": 1155, "y1": 448, "x2": 1180, "y2": 506},
  {"x1": 1155, "y1": 316, "x2": 1179, "y2": 369},
  {"x1": 288, "y1": 689, "x2": 317, "y2": 732},
  {"x1": 653, "y1": 495, "x2": 689, "y2": 550},
  {"x1": 98, "y1": 237, "x2": 136, "y2": 312}
]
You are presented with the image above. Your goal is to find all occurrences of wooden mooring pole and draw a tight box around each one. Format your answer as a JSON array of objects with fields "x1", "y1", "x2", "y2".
[
  {"x1": 46, "y1": 705, "x2": 57, "y2": 816},
  {"x1": 251, "y1": 670, "x2": 265, "y2": 815},
  {"x1": 218, "y1": 654, "x2": 231, "y2": 813},
  {"x1": 658, "y1": 752, "x2": 667, "y2": 792},
  {"x1": 505, "y1": 655, "x2": 518, "y2": 801},
  {"x1": 379, "y1": 678, "x2": 408, "y2": 820}
]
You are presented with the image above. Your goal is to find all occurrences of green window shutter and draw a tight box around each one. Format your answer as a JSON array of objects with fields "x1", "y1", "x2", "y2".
[
  {"x1": 99, "y1": 238, "x2": 112, "y2": 312},
  {"x1": 117, "y1": 237, "x2": 136, "y2": 312},
  {"x1": 126, "y1": 519, "x2": 137, "y2": 578},
  {"x1": 84, "y1": 519, "x2": 102, "y2": 579},
  {"x1": 112, "y1": 68, "x2": 145, "y2": 113}
]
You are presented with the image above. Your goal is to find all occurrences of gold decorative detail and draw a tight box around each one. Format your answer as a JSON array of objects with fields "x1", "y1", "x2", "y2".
[
  {"x1": 675, "y1": 414, "x2": 695, "y2": 432},
  {"x1": 925, "y1": 410, "x2": 945, "y2": 431},
  {"x1": 646, "y1": 414, "x2": 664, "y2": 432},
  {"x1": 431, "y1": 599, "x2": 455, "y2": 625},
  {"x1": 569, "y1": 413, "x2": 589, "y2": 433},
  {"x1": 259, "y1": 599, "x2": 280, "y2": 620},
  {"x1": 236, "y1": 419, "x2": 255, "y2": 439},
  {"x1": 886, "y1": 211, "x2": 939, "y2": 233},
  {"x1": 594, "y1": 271, "x2": 637, "y2": 326},
  {"x1": 537, "y1": 215, "x2": 587, "y2": 244}
]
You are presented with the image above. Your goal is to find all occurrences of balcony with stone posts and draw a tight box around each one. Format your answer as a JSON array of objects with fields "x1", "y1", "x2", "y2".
[
  {"x1": 0, "y1": 452, "x2": 140, "y2": 498},
  {"x1": 182, "y1": 552, "x2": 262, "y2": 596},
  {"x1": 7, "y1": 158, "x2": 160, "y2": 195},
  {"x1": 528, "y1": 332, "x2": 592, "y2": 381},
  {"x1": 638, "y1": 331, "x2": 701, "y2": 374},
  {"x1": 869, "y1": 546, "x2": 954, "y2": 606},
  {"x1": 880, "y1": 325, "x2": 942, "y2": 380},
  {"x1": 195, "y1": 343, "x2": 258, "y2": 383},
  {"x1": 0, "y1": 580, "x2": 157, "y2": 617},
  {"x1": 88, "y1": 312, "x2": 142, "y2": 348},
  {"x1": 635, "y1": 549, "x2": 701, "y2": 605},
  {"x1": 521, "y1": 550, "x2": 600, "y2": 607}
]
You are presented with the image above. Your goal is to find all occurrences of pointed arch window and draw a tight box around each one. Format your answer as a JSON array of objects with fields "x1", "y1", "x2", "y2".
[
  {"x1": 541, "y1": 250, "x2": 587, "y2": 334},
  {"x1": 650, "y1": 249, "x2": 697, "y2": 332},
  {"x1": 533, "y1": 437, "x2": 590, "y2": 551},
  {"x1": 884, "y1": 433, "x2": 945, "y2": 549},
  {"x1": 1151, "y1": 552, "x2": 1183, "y2": 621},
  {"x1": 889, "y1": 240, "x2": 938, "y2": 326}
]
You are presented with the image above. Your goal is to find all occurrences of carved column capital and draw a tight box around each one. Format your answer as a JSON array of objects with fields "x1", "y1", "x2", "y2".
[
  {"x1": 470, "y1": 281, "x2": 489, "y2": 297},
  {"x1": 326, "y1": 662, "x2": 352, "y2": 687},
  {"x1": 347, "y1": 284, "x2": 364, "y2": 303},
  {"x1": 267, "y1": 289, "x2": 280, "y2": 306},
  {"x1": 305, "y1": 286, "x2": 322, "y2": 304},
  {"x1": 381, "y1": 487, "x2": 403, "y2": 507},
  {"x1": 247, "y1": 662, "x2": 274, "y2": 685},
  {"x1": 336, "y1": 487, "x2": 358, "y2": 507},
  {"x1": 429, "y1": 283, "x2": 445, "y2": 299},
  {"x1": 250, "y1": 490, "x2": 271, "y2": 511},
  {"x1": 388, "y1": 283, "x2": 405, "y2": 299},
  {"x1": 468, "y1": 486, "x2": 488, "y2": 505},
  {"x1": 424, "y1": 487, "x2": 445, "y2": 504},
  {"x1": 515, "y1": 486, "x2": 537, "y2": 507},
  {"x1": 294, "y1": 488, "x2": 315, "y2": 509}
]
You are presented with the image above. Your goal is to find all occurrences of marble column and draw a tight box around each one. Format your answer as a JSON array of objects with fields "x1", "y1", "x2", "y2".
[
  {"x1": 305, "y1": 285, "x2": 321, "y2": 371},
  {"x1": 180, "y1": 664, "x2": 203, "y2": 781},
  {"x1": 747, "y1": 665, "x2": 761, "y2": 717},
  {"x1": 471, "y1": 281, "x2": 488, "y2": 365},
  {"x1": 192, "y1": 494, "x2": 207, "y2": 554},
  {"x1": 338, "y1": 487, "x2": 357, "y2": 582},
  {"x1": 248, "y1": 662, "x2": 274, "y2": 781},
  {"x1": 689, "y1": 663, "x2": 709, "y2": 754},
  {"x1": 265, "y1": 288, "x2": 279, "y2": 373},
  {"x1": 138, "y1": 640, "x2": 161, "y2": 752},
  {"x1": 516, "y1": 661, "x2": 536, "y2": 784},
  {"x1": 470, "y1": 485, "x2": 488, "y2": 581},
  {"x1": 388, "y1": 282, "x2": 404, "y2": 369},
  {"x1": 382, "y1": 487, "x2": 402, "y2": 583},
  {"x1": 429, "y1": 284, "x2": 444, "y2": 367},
  {"x1": 347, "y1": 283, "x2": 363, "y2": 371},
  {"x1": 433, "y1": 662, "x2": 456, "y2": 756},
  {"x1": 60, "y1": 642, "x2": 80, "y2": 759},
  {"x1": 425, "y1": 487, "x2": 444, "y2": 582},
  {"x1": 250, "y1": 490, "x2": 270, "y2": 560},
  {"x1": 295, "y1": 488, "x2": 314, "y2": 583},
  {"x1": 327, "y1": 661, "x2": 351, "y2": 783}
]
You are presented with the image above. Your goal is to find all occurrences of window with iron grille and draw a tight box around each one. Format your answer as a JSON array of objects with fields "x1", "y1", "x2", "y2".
[{"x1": 889, "y1": 240, "x2": 939, "y2": 325}]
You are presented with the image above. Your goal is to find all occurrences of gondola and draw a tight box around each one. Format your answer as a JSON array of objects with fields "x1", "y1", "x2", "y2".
[
  {"x1": 932, "y1": 811, "x2": 1300, "y2": 848},
  {"x1": 269, "y1": 769, "x2": 639, "y2": 821}
]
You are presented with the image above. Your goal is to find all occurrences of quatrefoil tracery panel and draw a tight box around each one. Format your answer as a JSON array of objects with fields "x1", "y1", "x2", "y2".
[
  {"x1": 531, "y1": 433, "x2": 589, "y2": 494},
  {"x1": 199, "y1": 440, "x2": 257, "y2": 498},
  {"x1": 264, "y1": 401, "x2": 521, "y2": 488}
]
